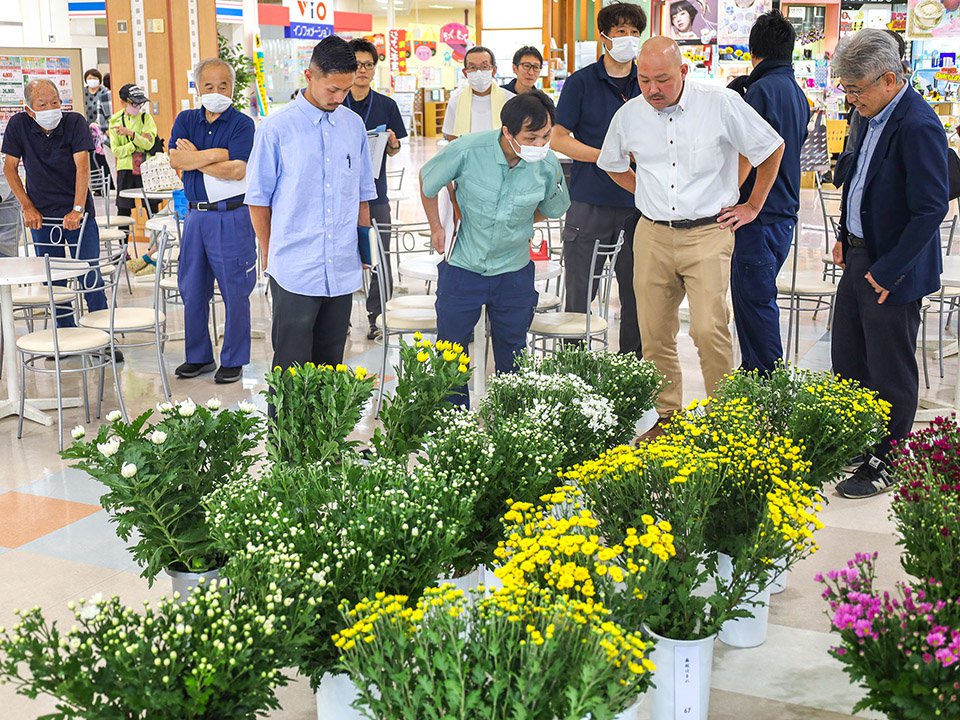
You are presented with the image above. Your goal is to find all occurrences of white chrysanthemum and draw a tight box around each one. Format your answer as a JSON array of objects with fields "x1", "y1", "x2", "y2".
[
  {"x1": 121, "y1": 463, "x2": 138, "y2": 478},
  {"x1": 106, "y1": 410, "x2": 123, "y2": 422},
  {"x1": 71, "y1": 425, "x2": 85, "y2": 440},
  {"x1": 205, "y1": 398, "x2": 222, "y2": 411},
  {"x1": 178, "y1": 399, "x2": 197, "y2": 417},
  {"x1": 150, "y1": 430, "x2": 167, "y2": 445}
]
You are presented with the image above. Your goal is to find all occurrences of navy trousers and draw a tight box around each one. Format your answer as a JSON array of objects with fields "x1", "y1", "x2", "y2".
[
  {"x1": 178, "y1": 206, "x2": 258, "y2": 368},
  {"x1": 31, "y1": 221, "x2": 107, "y2": 328},
  {"x1": 731, "y1": 219, "x2": 794, "y2": 374},
  {"x1": 436, "y1": 260, "x2": 538, "y2": 407}
]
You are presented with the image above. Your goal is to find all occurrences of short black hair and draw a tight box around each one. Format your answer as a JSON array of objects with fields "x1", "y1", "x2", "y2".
[
  {"x1": 749, "y1": 10, "x2": 796, "y2": 62},
  {"x1": 103, "y1": 72, "x2": 111, "y2": 90},
  {"x1": 464, "y1": 45, "x2": 495, "y2": 68},
  {"x1": 84, "y1": 68, "x2": 102, "y2": 82},
  {"x1": 310, "y1": 35, "x2": 358, "y2": 75},
  {"x1": 670, "y1": 0, "x2": 698, "y2": 21},
  {"x1": 500, "y1": 89, "x2": 556, "y2": 136},
  {"x1": 348, "y1": 38, "x2": 379, "y2": 64},
  {"x1": 598, "y1": 2, "x2": 647, "y2": 36},
  {"x1": 512, "y1": 46, "x2": 543, "y2": 67},
  {"x1": 883, "y1": 28, "x2": 906, "y2": 59}
]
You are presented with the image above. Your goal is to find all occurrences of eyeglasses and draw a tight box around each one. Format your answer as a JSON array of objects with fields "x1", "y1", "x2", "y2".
[
  {"x1": 518, "y1": 62, "x2": 542, "y2": 73},
  {"x1": 357, "y1": 61, "x2": 376, "y2": 70},
  {"x1": 839, "y1": 72, "x2": 889, "y2": 99}
]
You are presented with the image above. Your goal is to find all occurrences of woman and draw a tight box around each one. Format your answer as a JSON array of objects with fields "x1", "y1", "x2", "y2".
[
  {"x1": 83, "y1": 68, "x2": 113, "y2": 189},
  {"x1": 108, "y1": 83, "x2": 160, "y2": 219},
  {"x1": 670, "y1": 0, "x2": 700, "y2": 40}
]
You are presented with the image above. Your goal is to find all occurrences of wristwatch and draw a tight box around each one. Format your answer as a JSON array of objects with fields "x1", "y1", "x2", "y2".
[{"x1": 72, "y1": 205, "x2": 83, "y2": 213}]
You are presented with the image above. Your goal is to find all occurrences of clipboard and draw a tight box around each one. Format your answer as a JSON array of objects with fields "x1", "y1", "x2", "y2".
[{"x1": 366, "y1": 131, "x2": 390, "y2": 178}]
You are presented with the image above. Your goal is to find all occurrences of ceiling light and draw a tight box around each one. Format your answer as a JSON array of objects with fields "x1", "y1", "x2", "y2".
[{"x1": 429, "y1": 4, "x2": 454, "y2": 7}]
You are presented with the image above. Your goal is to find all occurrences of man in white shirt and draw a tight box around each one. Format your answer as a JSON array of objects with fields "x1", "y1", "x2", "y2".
[
  {"x1": 442, "y1": 46, "x2": 514, "y2": 141},
  {"x1": 598, "y1": 36, "x2": 784, "y2": 433}
]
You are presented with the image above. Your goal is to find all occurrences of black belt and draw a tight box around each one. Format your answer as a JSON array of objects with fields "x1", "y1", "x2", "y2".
[
  {"x1": 848, "y1": 233, "x2": 867, "y2": 248},
  {"x1": 647, "y1": 215, "x2": 718, "y2": 230},
  {"x1": 189, "y1": 200, "x2": 245, "y2": 212}
]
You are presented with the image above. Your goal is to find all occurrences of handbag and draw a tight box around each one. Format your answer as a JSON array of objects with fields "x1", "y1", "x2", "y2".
[
  {"x1": 800, "y1": 111, "x2": 830, "y2": 173},
  {"x1": 140, "y1": 153, "x2": 183, "y2": 192}
]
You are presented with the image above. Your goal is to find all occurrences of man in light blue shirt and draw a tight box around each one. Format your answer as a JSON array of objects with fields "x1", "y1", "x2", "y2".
[{"x1": 247, "y1": 36, "x2": 376, "y2": 369}]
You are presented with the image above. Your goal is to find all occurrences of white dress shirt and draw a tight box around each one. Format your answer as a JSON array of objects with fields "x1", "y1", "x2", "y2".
[{"x1": 598, "y1": 79, "x2": 783, "y2": 222}]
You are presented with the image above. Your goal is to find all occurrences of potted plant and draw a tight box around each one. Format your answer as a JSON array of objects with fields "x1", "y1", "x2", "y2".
[
  {"x1": 61, "y1": 398, "x2": 261, "y2": 591},
  {"x1": 264, "y1": 361, "x2": 376, "y2": 465},
  {"x1": 335, "y1": 584, "x2": 656, "y2": 720},
  {"x1": 0, "y1": 580, "x2": 311, "y2": 719},
  {"x1": 816, "y1": 552, "x2": 960, "y2": 719}
]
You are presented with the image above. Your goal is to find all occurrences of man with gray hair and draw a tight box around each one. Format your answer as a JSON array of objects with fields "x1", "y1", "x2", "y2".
[
  {"x1": 169, "y1": 57, "x2": 257, "y2": 385},
  {"x1": 831, "y1": 29, "x2": 949, "y2": 498}
]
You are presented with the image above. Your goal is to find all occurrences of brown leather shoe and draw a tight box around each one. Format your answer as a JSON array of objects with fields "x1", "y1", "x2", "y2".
[{"x1": 635, "y1": 414, "x2": 675, "y2": 444}]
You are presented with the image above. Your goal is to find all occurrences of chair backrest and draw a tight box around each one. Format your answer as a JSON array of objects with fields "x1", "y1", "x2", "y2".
[
  {"x1": 42, "y1": 247, "x2": 124, "y2": 343},
  {"x1": 154, "y1": 224, "x2": 177, "y2": 309},
  {"x1": 386, "y1": 168, "x2": 405, "y2": 193},
  {"x1": 533, "y1": 216, "x2": 564, "y2": 260},
  {"x1": 815, "y1": 171, "x2": 842, "y2": 251},
  {"x1": 941, "y1": 215, "x2": 958, "y2": 255},
  {"x1": 370, "y1": 221, "x2": 392, "y2": 328},
  {"x1": 89, "y1": 167, "x2": 113, "y2": 223},
  {"x1": 29, "y1": 215, "x2": 90, "y2": 259},
  {"x1": 586, "y1": 230, "x2": 625, "y2": 330}
]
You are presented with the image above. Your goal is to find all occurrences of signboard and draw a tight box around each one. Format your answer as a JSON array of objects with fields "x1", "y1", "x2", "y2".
[
  {"x1": 907, "y1": 0, "x2": 960, "y2": 39},
  {"x1": 718, "y1": 0, "x2": 771, "y2": 45},
  {"x1": 283, "y1": 0, "x2": 335, "y2": 41},
  {"x1": 285, "y1": 23, "x2": 334, "y2": 40},
  {"x1": 0, "y1": 50, "x2": 82, "y2": 142}
]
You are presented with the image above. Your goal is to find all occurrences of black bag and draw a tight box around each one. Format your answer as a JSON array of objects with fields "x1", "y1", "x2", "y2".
[
  {"x1": 949, "y1": 148, "x2": 960, "y2": 200},
  {"x1": 148, "y1": 134, "x2": 165, "y2": 157},
  {"x1": 800, "y1": 111, "x2": 830, "y2": 173}
]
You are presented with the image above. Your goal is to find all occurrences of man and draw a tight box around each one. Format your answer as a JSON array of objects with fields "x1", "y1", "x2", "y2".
[
  {"x1": 831, "y1": 30, "x2": 948, "y2": 499},
  {"x1": 345, "y1": 38, "x2": 408, "y2": 341},
  {"x1": 503, "y1": 46, "x2": 543, "y2": 95},
  {"x1": 598, "y1": 37, "x2": 784, "y2": 433},
  {"x1": 552, "y1": 1, "x2": 646, "y2": 358},
  {"x1": 168, "y1": 58, "x2": 257, "y2": 385},
  {"x1": 730, "y1": 11, "x2": 809, "y2": 375},
  {"x1": 2, "y1": 79, "x2": 109, "y2": 331},
  {"x1": 442, "y1": 46, "x2": 514, "y2": 141},
  {"x1": 246, "y1": 36, "x2": 376, "y2": 370},
  {"x1": 421, "y1": 91, "x2": 570, "y2": 406}
]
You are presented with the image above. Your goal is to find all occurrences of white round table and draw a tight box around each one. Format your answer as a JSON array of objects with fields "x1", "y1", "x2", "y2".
[
  {"x1": 0, "y1": 257, "x2": 92, "y2": 426},
  {"x1": 118, "y1": 189, "x2": 174, "y2": 202},
  {"x1": 145, "y1": 215, "x2": 181, "y2": 234}
]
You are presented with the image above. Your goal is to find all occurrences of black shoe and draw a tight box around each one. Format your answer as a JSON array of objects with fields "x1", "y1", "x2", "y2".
[
  {"x1": 836, "y1": 455, "x2": 896, "y2": 499},
  {"x1": 113, "y1": 349, "x2": 124, "y2": 363},
  {"x1": 214, "y1": 366, "x2": 243, "y2": 384},
  {"x1": 175, "y1": 361, "x2": 216, "y2": 378},
  {"x1": 367, "y1": 324, "x2": 381, "y2": 340},
  {"x1": 842, "y1": 454, "x2": 866, "y2": 473}
]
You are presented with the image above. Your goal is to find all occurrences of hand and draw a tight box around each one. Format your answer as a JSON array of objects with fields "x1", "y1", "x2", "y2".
[
  {"x1": 23, "y1": 205, "x2": 42, "y2": 230},
  {"x1": 717, "y1": 202, "x2": 759, "y2": 231},
  {"x1": 176, "y1": 138, "x2": 198, "y2": 152},
  {"x1": 386, "y1": 129, "x2": 400, "y2": 151},
  {"x1": 63, "y1": 211, "x2": 82, "y2": 231},
  {"x1": 431, "y1": 225, "x2": 446, "y2": 254},
  {"x1": 865, "y1": 271, "x2": 889, "y2": 304},
  {"x1": 116, "y1": 126, "x2": 134, "y2": 138},
  {"x1": 832, "y1": 241, "x2": 845, "y2": 269}
]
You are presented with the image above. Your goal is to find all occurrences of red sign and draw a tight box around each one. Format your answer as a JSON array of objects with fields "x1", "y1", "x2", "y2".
[{"x1": 440, "y1": 22, "x2": 470, "y2": 62}]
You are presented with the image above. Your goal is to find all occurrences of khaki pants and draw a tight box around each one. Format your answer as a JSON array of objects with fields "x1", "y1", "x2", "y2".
[{"x1": 633, "y1": 218, "x2": 735, "y2": 416}]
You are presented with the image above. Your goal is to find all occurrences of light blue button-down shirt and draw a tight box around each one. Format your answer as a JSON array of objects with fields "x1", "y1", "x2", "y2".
[
  {"x1": 846, "y1": 82, "x2": 909, "y2": 238},
  {"x1": 245, "y1": 91, "x2": 377, "y2": 296}
]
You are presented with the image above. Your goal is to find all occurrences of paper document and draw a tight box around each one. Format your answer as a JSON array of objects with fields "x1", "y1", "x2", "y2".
[
  {"x1": 438, "y1": 186, "x2": 459, "y2": 261},
  {"x1": 366, "y1": 131, "x2": 390, "y2": 178},
  {"x1": 203, "y1": 174, "x2": 247, "y2": 203}
]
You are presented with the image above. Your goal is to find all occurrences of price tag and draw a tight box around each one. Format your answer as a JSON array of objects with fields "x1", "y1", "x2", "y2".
[{"x1": 673, "y1": 644, "x2": 700, "y2": 719}]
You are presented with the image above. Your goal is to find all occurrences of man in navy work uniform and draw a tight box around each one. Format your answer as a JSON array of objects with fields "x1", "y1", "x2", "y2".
[
  {"x1": 169, "y1": 57, "x2": 257, "y2": 385},
  {"x1": 730, "y1": 11, "x2": 809, "y2": 374},
  {"x1": 831, "y1": 30, "x2": 949, "y2": 499},
  {"x1": 551, "y1": 1, "x2": 645, "y2": 358},
  {"x1": 346, "y1": 38, "x2": 408, "y2": 341},
  {"x1": 2, "y1": 78, "x2": 109, "y2": 331}
]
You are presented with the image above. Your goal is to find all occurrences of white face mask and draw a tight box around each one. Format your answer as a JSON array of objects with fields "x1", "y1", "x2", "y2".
[
  {"x1": 603, "y1": 33, "x2": 641, "y2": 64},
  {"x1": 509, "y1": 134, "x2": 550, "y2": 163},
  {"x1": 86, "y1": 78, "x2": 100, "y2": 90},
  {"x1": 466, "y1": 69, "x2": 493, "y2": 92},
  {"x1": 199, "y1": 93, "x2": 233, "y2": 113},
  {"x1": 31, "y1": 108, "x2": 62, "y2": 131}
]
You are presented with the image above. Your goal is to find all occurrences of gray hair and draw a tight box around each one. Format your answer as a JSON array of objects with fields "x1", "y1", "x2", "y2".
[
  {"x1": 833, "y1": 29, "x2": 903, "y2": 83},
  {"x1": 192, "y1": 57, "x2": 235, "y2": 88},
  {"x1": 24, "y1": 78, "x2": 59, "y2": 106}
]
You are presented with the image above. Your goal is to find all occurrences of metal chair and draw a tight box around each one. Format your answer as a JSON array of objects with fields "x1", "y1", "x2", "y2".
[
  {"x1": 921, "y1": 216, "x2": 960, "y2": 387},
  {"x1": 90, "y1": 166, "x2": 136, "y2": 232},
  {"x1": 532, "y1": 217, "x2": 565, "y2": 312},
  {"x1": 527, "y1": 231, "x2": 624, "y2": 356}
]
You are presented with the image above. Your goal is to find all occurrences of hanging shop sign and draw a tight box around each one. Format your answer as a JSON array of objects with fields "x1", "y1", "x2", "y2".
[
  {"x1": 935, "y1": 67, "x2": 960, "y2": 81},
  {"x1": 907, "y1": 0, "x2": 960, "y2": 39},
  {"x1": 283, "y1": 0, "x2": 335, "y2": 40},
  {"x1": 440, "y1": 23, "x2": 471, "y2": 62}
]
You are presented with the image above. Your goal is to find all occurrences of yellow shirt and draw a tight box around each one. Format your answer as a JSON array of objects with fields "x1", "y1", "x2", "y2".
[{"x1": 108, "y1": 110, "x2": 158, "y2": 171}]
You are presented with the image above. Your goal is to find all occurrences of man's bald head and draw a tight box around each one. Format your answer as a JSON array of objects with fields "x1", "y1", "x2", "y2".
[
  {"x1": 636, "y1": 36, "x2": 688, "y2": 110},
  {"x1": 25, "y1": 79, "x2": 61, "y2": 109}
]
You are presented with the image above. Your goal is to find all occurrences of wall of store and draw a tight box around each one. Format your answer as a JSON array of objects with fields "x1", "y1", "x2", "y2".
[{"x1": 0, "y1": 0, "x2": 109, "y2": 73}]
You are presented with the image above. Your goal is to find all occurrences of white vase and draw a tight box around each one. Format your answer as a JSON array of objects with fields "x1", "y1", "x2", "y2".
[
  {"x1": 644, "y1": 626, "x2": 715, "y2": 720},
  {"x1": 437, "y1": 565, "x2": 503, "y2": 593},
  {"x1": 768, "y1": 556, "x2": 789, "y2": 595},
  {"x1": 716, "y1": 553, "x2": 771, "y2": 648},
  {"x1": 165, "y1": 566, "x2": 221, "y2": 602},
  {"x1": 612, "y1": 697, "x2": 643, "y2": 719},
  {"x1": 315, "y1": 672, "x2": 362, "y2": 720}
]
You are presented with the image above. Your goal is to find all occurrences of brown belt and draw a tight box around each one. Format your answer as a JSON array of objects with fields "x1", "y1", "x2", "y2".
[{"x1": 647, "y1": 215, "x2": 719, "y2": 230}]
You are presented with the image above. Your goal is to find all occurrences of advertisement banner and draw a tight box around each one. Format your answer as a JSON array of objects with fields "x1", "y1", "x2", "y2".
[
  {"x1": 907, "y1": 0, "x2": 960, "y2": 39},
  {"x1": 253, "y1": 34, "x2": 269, "y2": 117},
  {"x1": 664, "y1": 0, "x2": 718, "y2": 45},
  {"x1": 718, "y1": 0, "x2": 771, "y2": 45}
]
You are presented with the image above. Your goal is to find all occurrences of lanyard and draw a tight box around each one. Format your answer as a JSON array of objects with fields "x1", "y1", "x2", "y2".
[{"x1": 346, "y1": 91, "x2": 375, "y2": 125}]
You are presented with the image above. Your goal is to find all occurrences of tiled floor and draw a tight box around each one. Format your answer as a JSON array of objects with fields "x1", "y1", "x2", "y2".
[{"x1": 0, "y1": 138, "x2": 957, "y2": 718}]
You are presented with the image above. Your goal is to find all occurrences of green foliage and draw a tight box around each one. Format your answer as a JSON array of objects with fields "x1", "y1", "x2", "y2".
[
  {"x1": 60, "y1": 400, "x2": 261, "y2": 583},
  {"x1": 264, "y1": 362, "x2": 375, "y2": 465},
  {"x1": 217, "y1": 34, "x2": 255, "y2": 111}
]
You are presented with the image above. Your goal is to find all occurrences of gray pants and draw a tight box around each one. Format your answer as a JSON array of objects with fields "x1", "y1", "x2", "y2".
[
  {"x1": 561, "y1": 200, "x2": 641, "y2": 356},
  {"x1": 0, "y1": 196, "x2": 21, "y2": 258}
]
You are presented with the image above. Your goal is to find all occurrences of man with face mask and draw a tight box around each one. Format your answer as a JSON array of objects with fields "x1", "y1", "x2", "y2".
[
  {"x1": 421, "y1": 91, "x2": 570, "y2": 406},
  {"x1": 552, "y1": 2, "x2": 646, "y2": 360},
  {"x1": 442, "y1": 46, "x2": 514, "y2": 141},
  {"x1": 2, "y1": 79, "x2": 109, "y2": 328},
  {"x1": 246, "y1": 36, "x2": 376, "y2": 372},
  {"x1": 167, "y1": 57, "x2": 257, "y2": 385}
]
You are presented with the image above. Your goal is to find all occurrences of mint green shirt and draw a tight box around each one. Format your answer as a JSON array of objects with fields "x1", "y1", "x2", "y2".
[{"x1": 421, "y1": 130, "x2": 570, "y2": 276}]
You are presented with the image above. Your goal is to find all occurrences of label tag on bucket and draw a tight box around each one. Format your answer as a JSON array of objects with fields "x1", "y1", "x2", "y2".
[{"x1": 674, "y1": 644, "x2": 700, "y2": 718}]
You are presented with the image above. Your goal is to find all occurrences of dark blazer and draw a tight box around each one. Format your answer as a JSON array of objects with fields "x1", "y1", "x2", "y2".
[{"x1": 839, "y1": 86, "x2": 948, "y2": 305}]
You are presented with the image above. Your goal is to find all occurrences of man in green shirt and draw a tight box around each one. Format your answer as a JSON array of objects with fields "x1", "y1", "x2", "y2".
[{"x1": 420, "y1": 91, "x2": 570, "y2": 405}]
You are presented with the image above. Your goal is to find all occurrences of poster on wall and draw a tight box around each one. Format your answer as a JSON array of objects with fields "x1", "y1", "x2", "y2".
[
  {"x1": 664, "y1": 0, "x2": 718, "y2": 45},
  {"x1": 717, "y1": 0, "x2": 770, "y2": 44},
  {"x1": 907, "y1": 0, "x2": 960, "y2": 39},
  {"x1": 0, "y1": 53, "x2": 76, "y2": 140},
  {"x1": 388, "y1": 23, "x2": 476, "y2": 91}
]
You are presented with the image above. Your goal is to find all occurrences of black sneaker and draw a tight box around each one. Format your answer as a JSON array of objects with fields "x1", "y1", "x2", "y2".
[
  {"x1": 113, "y1": 349, "x2": 124, "y2": 363},
  {"x1": 214, "y1": 366, "x2": 243, "y2": 384},
  {"x1": 367, "y1": 324, "x2": 381, "y2": 340},
  {"x1": 842, "y1": 454, "x2": 866, "y2": 473},
  {"x1": 175, "y1": 361, "x2": 216, "y2": 379},
  {"x1": 836, "y1": 455, "x2": 895, "y2": 499}
]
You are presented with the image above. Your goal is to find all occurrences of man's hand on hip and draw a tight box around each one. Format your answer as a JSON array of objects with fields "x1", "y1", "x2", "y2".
[
  {"x1": 865, "y1": 272, "x2": 889, "y2": 304},
  {"x1": 717, "y1": 202, "x2": 760, "y2": 231}
]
